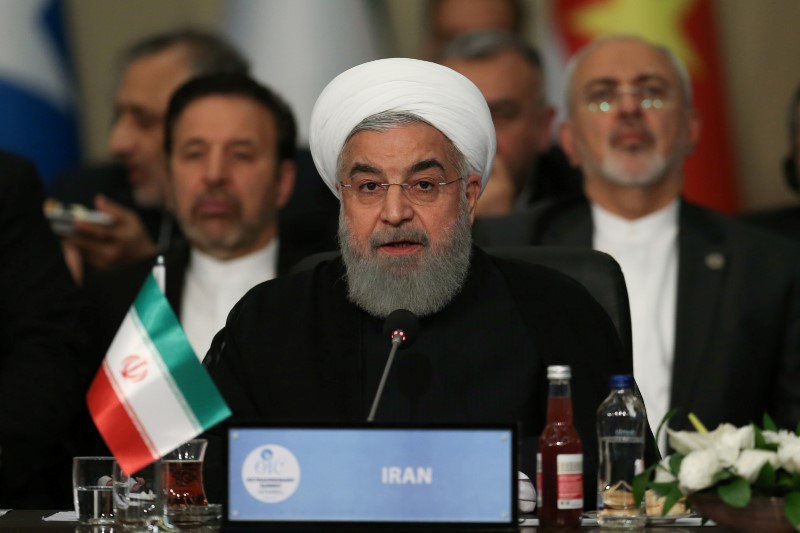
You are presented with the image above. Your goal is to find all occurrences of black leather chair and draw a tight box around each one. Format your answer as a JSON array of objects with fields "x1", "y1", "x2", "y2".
[
  {"x1": 486, "y1": 246, "x2": 632, "y2": 360},
  {"x1": 291, "y1": 246, "x2": 632, "y2": 359}
]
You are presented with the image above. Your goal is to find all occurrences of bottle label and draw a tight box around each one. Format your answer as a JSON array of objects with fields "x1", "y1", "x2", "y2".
[
  {"x1": 536, "y1": 453, "x2": 542, "y2": 508},
  {"x1": 556, "y1": 453, "x2": 583, "y2": 509}
]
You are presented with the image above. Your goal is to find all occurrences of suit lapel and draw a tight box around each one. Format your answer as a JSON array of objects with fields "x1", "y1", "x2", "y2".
[{"x1": 671, "y1": 202, "x2": 729, "y2": 415}]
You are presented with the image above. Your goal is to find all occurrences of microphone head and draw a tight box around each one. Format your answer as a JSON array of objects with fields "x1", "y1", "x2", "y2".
[{"x1": 383, "y1": 309, "x2": 419, "y2": 349}]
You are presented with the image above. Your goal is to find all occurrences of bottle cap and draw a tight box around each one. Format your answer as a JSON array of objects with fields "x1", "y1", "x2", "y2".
[
  {"x1": 609, "y1": 374, "x2": 633, "y2": 389},
  {"x1": 547, "y1": 365, "x2": 571, "y2": 379}
]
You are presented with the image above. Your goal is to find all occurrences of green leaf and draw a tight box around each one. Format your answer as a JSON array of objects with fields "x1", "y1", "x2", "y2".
[
  {"x1": 754, "y1": 462, "x2": 776, "y2": 490},
  {"x1": 778, "y1": 476, "x2": 796, "y2": 491},
  {"x1": 763, "y1": 413, "x2": 777, "y2": 432},
  {"x1": 633, "y1": 471, "x2": 649, "y2": 507},
  {"x1": 795, "y1": 421, "x2": 800, "y2": 436},
  {"x1": 712, "y1": 469, "x2": 734, "y2": 483},
  {"x1": 784, "y1": 491, "x2": 800, "y2": 530},
  {"x1": 661, "y1": 484, "x2": 684, "y2": 515},
  {"x1": 650, "y1": 482, "x2": 676, "y2": 497},
  {"x1": 786, "y1": 473, "x2": 800, "y2": 492},
  {"x1": 718, "y1": 477, "x2": 751, "y2": 508},
  {"x1": 754, "y1": 425, "x2": 768, "y2": 449},
  {"x1": 656, "y1": 407, "x2": 680, "y2": 447},
  {"x1": 668, "y1": 453, "x2": 684, "y2": 476}
]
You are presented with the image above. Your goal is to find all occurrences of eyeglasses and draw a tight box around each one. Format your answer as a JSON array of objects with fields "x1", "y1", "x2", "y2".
[
  {"x1": 339, "y1": 177, "x2": 463, "y2": 206},
  {"x1": 583, "y1": 83, "x2": 672, "y2": 113}
]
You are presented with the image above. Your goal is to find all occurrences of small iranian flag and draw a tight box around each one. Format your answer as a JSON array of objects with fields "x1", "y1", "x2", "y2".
[{"x1": 87, "y1": 273, "x2": 231, "y2": 475}]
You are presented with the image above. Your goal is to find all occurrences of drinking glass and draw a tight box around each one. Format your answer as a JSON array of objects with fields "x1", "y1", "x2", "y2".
[
  {"x1": 162, "y1": 438, "x2": 219, "y2": 526},
  {"x1": 112, "y1": 460, "x2": 165, "y2": 530},
  {"x1": 72, "y1": 456, "x2": 116, "y2": 525},
  {"x1": 163, "y1": 438, "x2": 208, "y2": 508}
]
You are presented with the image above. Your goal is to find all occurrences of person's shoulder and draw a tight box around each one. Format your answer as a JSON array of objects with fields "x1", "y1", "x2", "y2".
[
  {"x1": 482, "y1": 247, "x2": 598, "y2": 302},
  {"x1": 739, "y1": 204, "x2": 800, "y2": 243},
  {"x1": 472, "y1": 193, "x2": 588, "y2": 247},
  {"x1": 684, "y1": 201, "x2": 800, "y2": 252},
  {"x1": 0, "y1": 149, "x2": 37, "y2": 177},
  {"x1": 85, "y1": 253, "x2": 157, "y2": 299},
  {"x1": 0, "y1": 150, "x2": 43, "y2": 198},
  {"x1": 237, "y1": 254, "x2": 346, "y2": 313}
]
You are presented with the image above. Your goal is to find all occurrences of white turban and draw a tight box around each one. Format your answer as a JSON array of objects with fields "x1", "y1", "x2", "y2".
[{"x1": 309, "y1": 58, "x2": 496, "y2": 199}]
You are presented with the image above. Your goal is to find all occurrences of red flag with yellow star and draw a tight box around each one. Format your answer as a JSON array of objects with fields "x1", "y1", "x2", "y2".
[{"x1": 550, "y1": 0, "x2": 738, "y2": 213}]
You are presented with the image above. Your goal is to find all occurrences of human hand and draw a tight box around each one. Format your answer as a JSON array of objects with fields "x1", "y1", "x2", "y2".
[
  {"x1": 63, "y1": 194, "x2": 156, "y2": 271},
  {"x1": 60, "y1": 240, "x2": 85, "y2": 285},
  {"x1": 475, "y1": 157, "x2": 516, "y2": 217}
]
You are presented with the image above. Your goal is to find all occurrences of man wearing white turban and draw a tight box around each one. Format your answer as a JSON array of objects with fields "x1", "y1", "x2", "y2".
[{"x1": 203, "y1": 58, "x2": 653, "y2": 510}]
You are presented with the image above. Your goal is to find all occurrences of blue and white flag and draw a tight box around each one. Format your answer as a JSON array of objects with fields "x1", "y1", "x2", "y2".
[{"x1": 0, "y1": 0, "x2": 80, "y2": 186}]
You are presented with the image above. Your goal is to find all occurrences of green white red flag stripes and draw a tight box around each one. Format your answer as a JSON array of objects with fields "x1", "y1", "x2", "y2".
[{"x1": 87, "y1": 274, "x2": 230, "y2": 475}]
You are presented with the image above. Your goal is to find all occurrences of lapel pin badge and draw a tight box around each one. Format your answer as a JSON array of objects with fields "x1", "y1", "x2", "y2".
[{"x1": 705, "y1": 252, "x2": 725, "y2": 270}]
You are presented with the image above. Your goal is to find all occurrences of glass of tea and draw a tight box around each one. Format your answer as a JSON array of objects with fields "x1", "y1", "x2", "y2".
[{"x1": 163, "y1": 438, "x2": 208, "y2": 508}]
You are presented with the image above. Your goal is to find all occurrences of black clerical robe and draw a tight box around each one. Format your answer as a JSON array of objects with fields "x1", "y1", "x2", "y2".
[{"x1": 205, "y1": 247, "x2": 650, "y2": 509}]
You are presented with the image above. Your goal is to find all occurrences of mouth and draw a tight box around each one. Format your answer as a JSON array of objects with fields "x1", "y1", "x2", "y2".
[
  {"x1": 611, "y1": 125, "x2": 655, "y2": 151},
  {"x1": 193, "y1": 197, "x2": 238, "y2": 218},
  {"x1": 125, "y1": 163, "x2": 145, "y2": 185},
  {"x1": 377, "y1": 239, "x2": 424, "y2": 256}
]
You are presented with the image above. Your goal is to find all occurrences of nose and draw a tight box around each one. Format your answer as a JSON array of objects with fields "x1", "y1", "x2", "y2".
[
  {"x1": 616, "y1": 89, "x2": 643, "y2": 116},
  {"x1": 203, "y1": 149, "x2": 229, "y2": 186},
  {"x1": 108, "y1": 115, "x2": 135, "y2": 157},
  {"x1": 379, "y1": 184, "x2": 414, "y2": 226}
]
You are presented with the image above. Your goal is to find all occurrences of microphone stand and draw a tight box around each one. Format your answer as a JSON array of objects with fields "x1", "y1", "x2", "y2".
[{"x1": 367, "y1": 331, "x2": 403, "y2": 422}]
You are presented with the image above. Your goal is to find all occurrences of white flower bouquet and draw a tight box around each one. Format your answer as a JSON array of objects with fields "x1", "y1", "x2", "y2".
[{"x1": 633, "y1": 413, "x2": 800, "y2": 531}]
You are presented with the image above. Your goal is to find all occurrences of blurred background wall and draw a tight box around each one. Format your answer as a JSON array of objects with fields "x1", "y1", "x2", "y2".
[{"x1": 27, "y1": 0, "x2": 800, "y2": 211}]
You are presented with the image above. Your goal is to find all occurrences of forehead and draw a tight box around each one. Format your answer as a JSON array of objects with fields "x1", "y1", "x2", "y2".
[
  {"x1": 443, "y1": 51, "x2": 541, "y2": 99},
  {"x1": 435, "y1": 0, "x2": 516, "y2": 33},
  {"x1": 342, "y1": 122, "x2": 454, "y2": 167},
  {"x1": 173, "y1": 95, "x2": 276, "y2": 141},
  {"x1": 118, "y1": 47, "x2": 191, "y2": 106},
  {"x1": 574, "y1": 40, "x2": 680, "y2": 88}
]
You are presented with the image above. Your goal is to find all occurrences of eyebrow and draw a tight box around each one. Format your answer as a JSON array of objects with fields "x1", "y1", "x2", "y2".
[
  {"x1": 177, "y1": 138, "x2": 257, "y2": 150},
  {"x1": 585, "y1": 74, "x2": 670, "y2": 88},
  {"x1": 409, "y1": 158, "x2": 445, "y2": 174},
  {"x1": 347, "y1": 158, "x2": 446, "y2": 179},
  {"x1": 348, "y1": 162, "x2": 380, "y2": 178}
]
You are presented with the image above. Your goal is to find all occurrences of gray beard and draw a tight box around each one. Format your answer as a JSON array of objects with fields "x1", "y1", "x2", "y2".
[{"x1": 338, "y1": 205, "x2": 473, "y2": 319}]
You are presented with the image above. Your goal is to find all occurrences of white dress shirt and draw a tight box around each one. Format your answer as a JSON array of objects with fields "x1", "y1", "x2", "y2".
[
  {"x1": 592, "y1": 201, "x2": 679, "y2": 453},
  {"x1": 181, "y1": 241, "x2": 278, "y2": 360}
]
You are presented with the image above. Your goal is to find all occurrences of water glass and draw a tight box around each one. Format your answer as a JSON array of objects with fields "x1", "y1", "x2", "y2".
[
  {"x1": 112, "y1": 460, "x2": 165, "y2": 530},
  {"x1": 73, "y1": 456, "x2": 116, "y2": 525}
]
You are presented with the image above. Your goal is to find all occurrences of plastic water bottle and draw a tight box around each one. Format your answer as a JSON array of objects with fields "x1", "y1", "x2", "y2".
[
  {"x1": 596, "y1": 374, "x2": 647, "y2": 529},
  {"x1": 537, "y1": 365, "x2": 583, "y2": 527}
]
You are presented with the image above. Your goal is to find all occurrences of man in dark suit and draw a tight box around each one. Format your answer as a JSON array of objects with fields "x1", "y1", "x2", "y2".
[
  {"x1": 476, "y1": 36, "x2": 800, "y2": 443},
  {"x1": 0, "y1": 150, "x2": 87, "y2": 507},
  {"x1": 88, "y1": 74, "x2": 305, "y2": 361},
  {"x1": 52, "y1": 29, "x2": 250, "y2": 282}
]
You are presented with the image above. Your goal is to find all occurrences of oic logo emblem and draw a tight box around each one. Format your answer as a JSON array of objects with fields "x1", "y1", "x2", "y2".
[{"x1": 121, "y1": 355, "x2": 148, "y2": 382}]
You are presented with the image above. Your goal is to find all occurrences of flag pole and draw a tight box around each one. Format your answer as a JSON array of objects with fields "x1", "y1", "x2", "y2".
[{"x1": 153, "y1": 255, "x2": 166, "y2": 293}]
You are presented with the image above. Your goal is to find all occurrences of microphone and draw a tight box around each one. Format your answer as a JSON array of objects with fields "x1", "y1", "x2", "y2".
[{"x1": 367, "y1": 310, "x2": 419, "y2": 422}]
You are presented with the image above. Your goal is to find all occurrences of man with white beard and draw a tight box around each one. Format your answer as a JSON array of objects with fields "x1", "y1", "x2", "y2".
[
  {"x1": 485, "y1": 35, "x2": 800, "y2": 448},
  {"x1": 202, "y1": 57, "x2": 657, "y2": 508}
]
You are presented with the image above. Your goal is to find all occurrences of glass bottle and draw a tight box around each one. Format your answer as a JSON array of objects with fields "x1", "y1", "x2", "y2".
[
  {"x1": 596, "y1": 374, "x2": 647, "y2": 529},
  {"x1": 537, "y1": 365, "x2": 583, "y2": 527}
]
